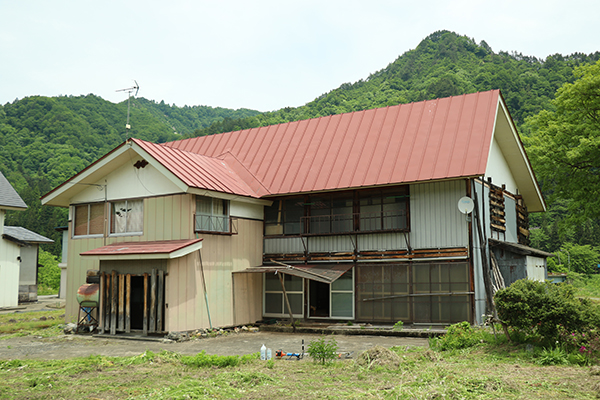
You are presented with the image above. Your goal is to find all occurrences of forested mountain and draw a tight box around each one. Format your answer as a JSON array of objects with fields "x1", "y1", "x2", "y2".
[
  {"x1": 1, "y1": 30, "x2": 598, "y2": 263},
  {"x1": 193, "y1": 31, "x2": 599, "y2": 136}
]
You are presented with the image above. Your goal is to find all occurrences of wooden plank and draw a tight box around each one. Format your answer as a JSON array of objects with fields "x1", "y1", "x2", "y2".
[
  {"x1": 157, "y1": 270, "x2": 164, "y2": 332},
  {"x1": 98, "y1": 272, "x2": 105, "y2": 334},
  {"x1": 491, "y1": 223, "x2": 506, "y2": 232},
  {"x1": 518, "y1": 226, "x2": 530, "y2": 237},
  {"x1": 150, "y1": 269, "x2": 157, "y2": 333},
  {"x1": 118, "y1": 274, "x2": 124, "y2": 331},
  {"x1": 143, "y1": 273, "x2": 148, "y2": 335},
  {"x1": 125, "y1": 274, "x2": 131, "y2": 333},
  {"x1": 104, "y1": 273, "x2": 110, "y2": 333},
  {"x1": 110, "y1": 270, "x2": 117, "y2": 335}
]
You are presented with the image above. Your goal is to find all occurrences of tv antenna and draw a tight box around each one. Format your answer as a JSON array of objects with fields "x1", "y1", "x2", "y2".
[{"x1": 116, "y1": 80, "x2": 140, "y2": 139}]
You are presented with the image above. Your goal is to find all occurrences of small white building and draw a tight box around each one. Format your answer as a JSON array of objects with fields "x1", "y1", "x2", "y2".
[
  {"x1": 0, "y1": 172, "x2": 28, "y2": 308},
  {"x1": 3, "y1": 226, "x2": 54, "y2": 303}
]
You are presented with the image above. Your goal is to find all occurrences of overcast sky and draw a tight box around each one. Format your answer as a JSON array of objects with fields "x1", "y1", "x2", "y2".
[{"x1": 1, "y1": 1, "x2": 598, "y2": 112}]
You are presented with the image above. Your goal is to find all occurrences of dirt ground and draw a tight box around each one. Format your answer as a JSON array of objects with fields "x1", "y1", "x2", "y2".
[{"x1": 0, "y1": 295, "x2": 429, "y2": 360}]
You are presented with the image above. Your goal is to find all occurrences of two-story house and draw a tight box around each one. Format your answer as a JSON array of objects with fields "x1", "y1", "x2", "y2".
[{"x1": 41, "y1": 90, "x2": 549, "y2": 334}]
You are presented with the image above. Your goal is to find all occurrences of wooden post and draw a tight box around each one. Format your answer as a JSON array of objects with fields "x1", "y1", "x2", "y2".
[
  {"x1": 277, "y1": 272, "x2": 296, "y2": 332},
  {"x1": 99, "y1": 272, "x2": 105, "y2": 334},
  {"x1": 104, "y1": 273, "x2": 111, "y2": 333},
  {"x1": 143, "y1": 273, "x2": 148, "y2": 335},
  {"x1": 150, "y1": 269, "x2": 157, "y2": 333},
  {"x1": 125, "y1": 274, "x2": 131, "y2": 333},
  {"x1": 157, "y1": 270, "x2": 164, "y2": 332},
  {"x1": 110, "y1": 270, "x2": 117, "y2": 335},
  {"x1": 118, "y1": 274, "x2": 125, "y2": 332}
]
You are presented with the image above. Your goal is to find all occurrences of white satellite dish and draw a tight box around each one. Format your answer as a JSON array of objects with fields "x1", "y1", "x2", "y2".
[{"x1": 458, "y1": 196, "x2": 474, "y2": 214}]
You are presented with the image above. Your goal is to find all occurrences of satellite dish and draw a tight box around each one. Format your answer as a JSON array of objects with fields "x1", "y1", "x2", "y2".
[{"x1": 458, "y1": 196, "x2": 474, "y2": 214}]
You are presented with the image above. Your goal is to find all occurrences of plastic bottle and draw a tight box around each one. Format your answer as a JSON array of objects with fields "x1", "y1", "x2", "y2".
[
  {"x1": 267, "y1": 348, "x2": 272, "y2": 360},
  {"x1": 260, "y1": 344, "x2": 266, "y2": 360}
]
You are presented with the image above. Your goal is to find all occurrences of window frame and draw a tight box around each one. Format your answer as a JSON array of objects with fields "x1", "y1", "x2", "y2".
[
  {"x1": 194, "y1": 195, "x2": 232, "y2": 234},
  {"x1": 264, "y1": 187, "x2": 410, "y2": 237},
  {"x1": 72, "y1": 203, "x2": 105, "y2": 238},
  {"x1": 109, "y1": 199, "x2": 144, "y2": 237}
]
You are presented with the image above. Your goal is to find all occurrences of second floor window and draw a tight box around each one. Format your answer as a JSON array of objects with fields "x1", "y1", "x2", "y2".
[
  {"x1": 110, "y1": 199, "x2": 144, "y2": 235},
  {"x1": 264, "y1": 187, "x2": 409, "y2": 236},
  {"x1": 73, "y1": 203, "x2": 104, "y2": 237},
  {"x1": 195, "y1": 196, "x2": 229, "y2": 233}
]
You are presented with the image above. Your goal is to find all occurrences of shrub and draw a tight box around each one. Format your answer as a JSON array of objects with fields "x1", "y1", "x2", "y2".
[
  {"x1": 307, "y1": 336, "x2": 339, "y2": 365},
  {"x1": 494, "y1": 279, "x2": 600, "y2": 345},
  {"x1": 393, "y1": 321, "x2": 404, "y2": 331},
  {"x1": 429, "y1": 321, "x2": 483, "y2": 351}
]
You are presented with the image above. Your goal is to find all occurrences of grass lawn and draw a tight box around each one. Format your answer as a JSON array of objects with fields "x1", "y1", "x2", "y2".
[{"x1": 1, "y1": 345, "x2": 599, "y2": 399}]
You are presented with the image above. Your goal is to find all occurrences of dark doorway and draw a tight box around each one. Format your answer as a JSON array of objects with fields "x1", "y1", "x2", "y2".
[
  {"x1": 309, "y1": 280, "x2": 330, "y2": 317},
  {"x1": 130, "y1": 276, "x2": 146, "y2": 330}
]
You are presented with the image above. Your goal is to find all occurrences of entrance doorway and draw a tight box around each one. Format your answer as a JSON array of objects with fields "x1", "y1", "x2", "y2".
[{"x1": 309, "y1": 280, "x2": 330, "y2": 317}]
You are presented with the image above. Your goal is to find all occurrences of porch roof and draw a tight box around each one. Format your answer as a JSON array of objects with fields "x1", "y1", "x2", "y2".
[
  {"x1": 80, "y1": 239, "x2": 203, "y2": 260},
  {"x1": 489, "y1": 238, "x2": 554, "y2": 258},
  {"x1": 239, "y1": 263, "x2": 353, "y2": 284}
]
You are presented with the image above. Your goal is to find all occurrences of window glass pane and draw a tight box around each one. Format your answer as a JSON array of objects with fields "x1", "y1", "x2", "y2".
[
  {"x1": 284, "y1": 199, "x2": 304, "y2": 235},
  {"x1": 331, "y1": 293, "x2": 353, "y2": 318},
  {"x1": 196, "y1": 196, "x2": 212, "y2": 214},
  {"x1": 331, "y1": 269, "x2": 353, "y2": 291},
  {"x1": 265, "y1": 273, "x2": 281, "y2": 291},
  {"x1": 383, "y1": 197, "x2": 406, "y2": 230},
  {"x1": 111, "y1": 200, "x2": 143, "y2": 234},
  {"x1": 111, "y1": 201, "x2": 128, "y2": 233},
  {"x1": 89, "y1": 204, "x2": 104, "y2": 235},
  {"x1": 128, "y1": 200, "x2": 143, "y2": 232},
  {"x1": 265, "y1": 293, "x2": 283, "y2": 314},
  {"x1": 360, "y1": 198, "x2": 381, "y2": 231},
  {"x1": 265, "y1": 201, "x2": 282, "y2": 224},
  {"x1": 309, "y1": 197, "x2": 330, "y2": 234},
  {"x1": 74, "y1": 205, "x2": 89, "y2": 236},
  {"x1": 284, "y1": 274, "x2": 302, "y2": 291},
  {"x1": 284, "y1": 293, "x2": 303, "y2": 315}
]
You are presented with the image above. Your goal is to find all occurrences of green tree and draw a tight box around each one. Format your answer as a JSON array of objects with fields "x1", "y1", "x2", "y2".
[
  {"x1": 38, "y1": 249, "x2": 61, "y2": 294},
  {"x1": 547, "y1": 242, "x2": 600, "y2": 275},
  {"x1": 525, "y1": 60, "x2": 600, "y2": 221}
]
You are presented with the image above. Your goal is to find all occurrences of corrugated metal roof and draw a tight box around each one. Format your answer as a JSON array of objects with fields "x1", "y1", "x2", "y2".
[
  {"x1": 3, "y1": 226, "x2": 53, "y2": 243},
  {"x1": 80, "y1": 239, "x2": 203, "y2": 260},
  {"x1": 165, "y1": 90, "x2": 500, "y2": 195},
  {"x1": 240, "y1": 263, "x2": 353, "y2": 284},
  {"x1": 133, "y1": 139, "x2": 261, "y2": 197},
  {"x1": 0, "y1": 171, "x2": 27, "y2": 210}
]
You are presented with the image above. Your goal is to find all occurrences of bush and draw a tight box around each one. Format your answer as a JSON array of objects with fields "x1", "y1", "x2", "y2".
[
  {"x1": 307, "y1": 336, "x2": 339, "y2": 365},
  {"x1": 429, "y1": 321, "x2": 485, "y2": 351},
  {"x1": 495, "y1": 279, "x2": 600, "y2": 345}
]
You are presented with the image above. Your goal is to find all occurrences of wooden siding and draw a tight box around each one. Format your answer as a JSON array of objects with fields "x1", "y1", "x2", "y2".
[
  {"x1": 65, "y1": 194, "x2": 194, "y2": 323},
  {"x1": 165, "y1": 217, "x2": 263, "y2": 331},
  {"x1": 232, "y1": 272, "x2": 263, "y2": 326},
  {"x1": 66, "y1": 193, "x2": 263, "y2": 331}
]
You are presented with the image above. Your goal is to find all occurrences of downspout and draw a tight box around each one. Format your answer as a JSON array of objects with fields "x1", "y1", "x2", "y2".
[{"x1": 472, "y1": 177, "x2": 496, "y2": 317}]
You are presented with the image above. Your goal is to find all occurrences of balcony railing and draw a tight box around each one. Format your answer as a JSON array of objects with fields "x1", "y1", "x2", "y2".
[{"x1": 194, "y1": 214, "x2": 238, "y2": 234}]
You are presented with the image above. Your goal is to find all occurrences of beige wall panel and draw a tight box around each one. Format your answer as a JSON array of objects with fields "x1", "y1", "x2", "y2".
[{"x1": 232, "y1": 272, "x2": 262, "y2": 325}]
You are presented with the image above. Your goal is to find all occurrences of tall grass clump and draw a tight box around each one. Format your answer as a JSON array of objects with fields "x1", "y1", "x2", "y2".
[{"x1": 429, "y1": 321, "x2": 489, "y2": 351}]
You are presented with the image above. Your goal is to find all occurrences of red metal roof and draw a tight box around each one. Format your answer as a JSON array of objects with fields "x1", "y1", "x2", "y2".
[
  {"x1": 80, "y1": 239, "x2": 202, "y2": 258},
  {"x1": 164, "y1": 90, "x2": 500, "y2": 196},
  {"x1": 133, "y1": 139, "x2": 261, "y2": 197}
]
